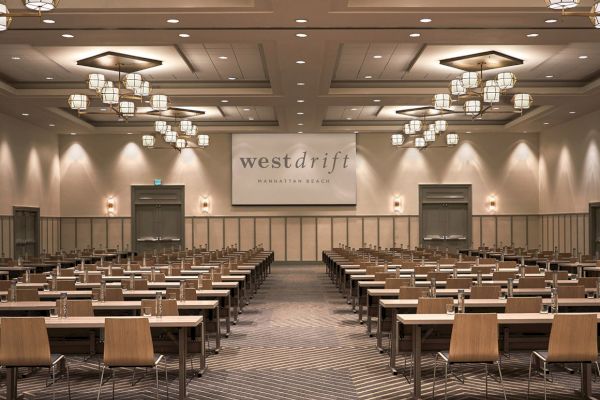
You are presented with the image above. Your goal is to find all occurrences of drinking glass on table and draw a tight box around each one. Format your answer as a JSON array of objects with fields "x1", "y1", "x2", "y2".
[
  {"x1": 540, "y1": 304, "x2": 550, "y2": 314},
  {"x1": 142, "y1": 306, "x2": 152, "y2": 317},
  {"x1": 0, "y1": 294, "x2": 6, "y2": 303},
  {"x1": 49, "y1": 307, "x2": 59, "y2": 318},
  {"x1": 446, "y1": 303, "x2": 456, "y2": 315}
]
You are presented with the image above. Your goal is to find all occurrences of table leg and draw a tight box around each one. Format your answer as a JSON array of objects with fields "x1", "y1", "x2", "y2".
[
  {"x1": 198, "y1": 321, "x2": 206, "y2": 376},
  {"x1": 358, "y1": 286, "x2": 364, "y2": 323},
  {"x1": 178, "y1": 327, "x2": 188, "y2": 400},
  {"x1": 366, "y1": 293, "x2": 373, "y2": 335},
  {"x1": 377, "y1": 304, "x2": 383, "y2": 353},
  {"x1": 233, "y1": 288, "x2": 239, "y2": 324},
  {"x1": 6, "y1": 367, "x2": 17, "y2": 400},
  {"x1": 412, "y1": 325, "x2": 422, "y2": 399},
  {"x1": 389, "y1": 312, "x2": 398, "y2": 375},
  {"x1": 215, "y1": 306, "x2": 221, "y2": 352},
  {"x1": 580, "y1": 363, "x2": 596, "y2": 400},
  {"x1": 226, "y1": 295, "x2": 231, "y2": 336}
]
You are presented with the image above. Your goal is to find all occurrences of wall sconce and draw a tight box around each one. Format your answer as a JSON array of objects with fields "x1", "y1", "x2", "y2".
[
  {"x1": 487, "y1": 194, "x2": 497, "y2": 213},
  {"x1": 106, "y1": 196, "x2": 116, "y2": 216},
  {"x1": 393, "y1": 195, "x2": 404, "y2": 214},
  {"x1": 201, "y1": 196, "x2": 210, "y2": 214}
]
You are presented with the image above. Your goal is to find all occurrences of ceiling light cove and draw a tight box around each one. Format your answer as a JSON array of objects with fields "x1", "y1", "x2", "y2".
[
  {"x1": 167, "y1": 19, "x2": 179, "y2": 24},
  {"x1": 420, "y1": 18, "x2": 432, "y2": 23},
  {"x1": 295, "y1": 18, "x2": 308, "y2": 23},
  {"x1": 178, "y1": 33, "x2": 190, "y2": 38},
  {"x1": 296, "y1": 60, "x2": 306, "y2": 64},
  {"x1": 409, "y1": 33, "x2": 421, "y2": 38},
  {"x1": 296, "y1": 33, "x2": 308, "y2": 38}
]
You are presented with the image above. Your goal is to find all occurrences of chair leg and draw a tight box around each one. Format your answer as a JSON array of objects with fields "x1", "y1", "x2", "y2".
[
  {"x1": 497, "y1": 361, "x2": 507, "y2": 400},
  {"x1": 155, "y1": 366, "x2": 159, "y2": 400},
  {"x1": 543, "y1": 361, "x2": 547, "y2": 400},
  {"x1": 164, "y1": 359, "x2": 169, "y2": 400},
  {"x1": 527, "y1": 353, "x2": 533, "y2": 400},
  {"x1": 432, "y1": 354, "x2": 438, "y2": 400},
  {"x1": 485, "y1": 364, "x2": 489, "y2": 399},
  {"x1": 444, "y1": 361, "x2": 449, "y2": 400},
  {"x1": 51, "y1": 364, "x2": 56, "y2": 400},
  {"x1": 97, "y1": 365, "x2": 106, "y2": 400},
  {"x1": 65, "y1": 361, "x2": 71, "y2": 400},
  {"x1": 112, "y1": 369, "x2": 115, "y2": 400}
]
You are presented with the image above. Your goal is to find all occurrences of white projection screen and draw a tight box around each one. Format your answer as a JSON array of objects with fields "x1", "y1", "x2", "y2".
[{"x1": 232, "y1": 134, "x2": 357, "y2": 205}]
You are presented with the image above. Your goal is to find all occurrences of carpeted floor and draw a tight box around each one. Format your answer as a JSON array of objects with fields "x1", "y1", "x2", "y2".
[{"x1": 9, "y1": 263, "x2": 598, "y2": 399}]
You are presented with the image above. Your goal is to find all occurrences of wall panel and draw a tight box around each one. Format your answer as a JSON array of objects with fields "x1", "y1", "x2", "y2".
[
  {"x1": 363, "y1": 217, "x2": 378, "y2": 247},
  {"x1": 347, "y1": 218, "x2": 362, "y2": 249},
  {"x1": 394, "y1": 217, "x2": 409, "y2": 249},
  {"x1": 332, "y1": 217, "x2": 347, "y2": 247},
  {"x1": 271, "y1": 218, "x2": 286, "y2": 261},
  {"x1": 239, "y1": 218, "x2": 255, "y2": 250},
  {"x1": 286, "y1": 217, "x2": 301, "y2": 261},
  {"x1": 255, "y1": 218, "x2": 270, "y2": 250},
  {"x1": 379, "y1": 217, "x2": 393, "y2": 249},
  {"x1": 208, "y1": 218, "x2": 224, "y2": 251},
  {"x1": 224, "y1": 218, "x2": 239, "y2": 248},
  {"x1": 317, "y1": 218, "x2": 332, "y2": 256},
  {"x1": 302, "y1": 217, "x2": 317, "y2": 261}
]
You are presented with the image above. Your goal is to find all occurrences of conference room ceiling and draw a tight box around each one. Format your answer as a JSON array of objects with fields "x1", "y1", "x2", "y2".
[{"x1": 0, "y1": 0, "x2": 599, "y2": 135}]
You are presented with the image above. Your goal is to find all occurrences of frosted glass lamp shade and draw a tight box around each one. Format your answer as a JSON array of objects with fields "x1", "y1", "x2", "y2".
[
  {"x1": 24, "y1": 0, "x2": 58, "y2": 12},
  {"x1": 68, "y1": 94, "x2": 89, "y2": 111},
  {"x1": 175, "y1": 138, "x2": 187, "y2": 149},
  {"x1": 446, "y1": 133, "x2": 459, "y2": 146},
  {"x1": 409, "y1": 120, "x2": 422, "y2": 133},
  {"x1": 544, "y1": 0, "x2": 580, "y2": 9},
  {"x1": 433, "y1": 93, "x2": 451, "y2": 110},
  {"x1": 180, "y1": 120, "x2": 193, "y2": 133},
  {"x1": 164, "y1": 130, "x2": 177, "y2": 143},
  {"x1": 101, "y1": 86, "x2": 119, "y2": 104},
  {"x1": 124, "y1": 73, "x2": 143, "y2": 90},
  {"x1": 461, "y1": 72, "x2": 480, "y2": 89},
  {"x1": 497, "y1": 72, "x2": 517, "y2": 90},
  {"x1": 134, "y1": 81, "x2": 151, "y2": 97},
  {"x1": 391, "y1": 134, "x2": 405, "y2": 146},
  {"x1": 450, "y1": 79, "x2": 466, "y2": 96},
  {"x1": 155, "y1": 120, "x2": 168, "y2": 134},
  {"x1": 0, "y1": 3, "x2": 11, "y2": 31},
  {"x1": 142, "y1": 135, "x2": 155, "y2": 148},
  {"x1": 415, "y1": 137, "x2": 426, "y2": 148},
  {"x1": 150, "y1": 94, "x2": 168, "y2": 111},
  {"x1": 483, "y1": 80, "x2": 501, "y2": 104},
  {"x1": 464, "y1": 100, "x2": 481, "y2": 116},
  {"x1": 591, "y1": 1, "x2": 600, "y2": 28},
  {"x1": 197, "y1": 134, "x2": 210, "y2": 147},
  {"x1": 88, "y1": 74, "x2": 106, "y2": 90},
  {"x1": 435, "y1": 120, "x2": 448, "y2": 133},
  {"x1": 119, "y1": 101, "x2": 135, "y2": 117},
  {"x1": 424, "y1": 129, "x2": 436, "y2": 143},
  {"x1": 513, "y1": 94, "x2": 533, "y2": 110}
]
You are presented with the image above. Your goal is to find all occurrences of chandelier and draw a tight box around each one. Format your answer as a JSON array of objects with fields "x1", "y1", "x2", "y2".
[
  {"x1": 434, "y1": 63, "x2": 532, "y2": 119},
  {"x1": 0, "y1": 0, "x2": 59, "y2": 31},
  {"x1": 544, "y1": 0, "x2": 600, "y2": 28},
  {"x1": 68, "y1": 52, "x2": 210, "y2": 152},
  {"x1": 391, "y1": 108, "x2": 458, "y2": 150}
]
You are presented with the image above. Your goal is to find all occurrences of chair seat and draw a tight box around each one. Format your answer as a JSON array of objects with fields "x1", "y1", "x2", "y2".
[
  {"x1": 105, "y1": 354, "x2": 164, "y2": 368},
  {"x1": 4, "y1": 353, "x2": 65, "y2": 368},
  {"x1": 436, "y1": 351, "x2": 497, "y2": 365},
  {"x1": 533, "y1": 350, "x2": 595, "y2": 364}
]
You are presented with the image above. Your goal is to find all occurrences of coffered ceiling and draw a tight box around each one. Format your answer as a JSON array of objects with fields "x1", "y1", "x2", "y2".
[{"x1": 0, "y1": 0, "x2": 599, "y2": 136}]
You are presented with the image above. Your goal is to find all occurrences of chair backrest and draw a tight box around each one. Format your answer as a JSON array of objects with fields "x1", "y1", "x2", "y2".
[
  {"x1": 61, "y1": 299, "x2": 94, "y2": 316},
  {"x1": 104, "y1": 318, "x2": 156, "y2": 367},
  {"x1": 547, "y1": 314, "x2": 598, "y2": 363},
  {"x1": 478, "y1": 258, "x2": 497, "y2": 265},
  {"x1": 166, "y1": 287, "x2": 196, "y2": 300},
  {"x1": 493, "y1": 271, "x2": 516, "y2": 281},
  {"x1": 448, "y1": 313, "x2": 499, "y2": 363},
  {"x1": 374, "y1": 272, "x2": 395, "y2": 281},
  {"x1": 524, "y1": 266, "x2": 540, "y2": 274},
  {"x1": 416, "y1": 297, "x2": 453, "y2": 314},
  {"x1": 91, "y1": 288, "x2": 124, "y2": 301},
  {"x1": 438, "y1": 258, "x2": 457, "y2": 265},
  {"x1": 470, "y1": 285, "x2": 501, "y2": 299},
  {"x1": 518, "y1": 277, "x2": 546, "y2": 288},
  {"x1": 497, "y1": 261, "x2": 517, "y2": 269},
  {"x1": 55, "y1": 280, "x2": 76, "y2": 291},
  {"x1": 56, "y1": 268, "x2": 75, "y2": 277},
  {"x1": 413, "y1": 266, "x2": 436, "y2": 274},
  {"x1": 16, "y1": 288, "x2": 40, "y2": 301},
  {"x1": 0, "y1": 317, "x2": 52, "y2": 367},
  {"x1": 122, "y1": 279, "x2": 149, "y2": 290},
  {"x1": 84, "y1": 264, "x2": 97, "y2": 272},
  {"x1": 384, "y1": 278, "x2": 411, "y2": 289},
  {"x1": 471, "y1": 266, "x2": 494, "y2": 274},
  {"x1": 365, "y1": 266, "x2": 386, "y2": 275},
  {"x1": 505, "y1": 297, "x2": 542, "y2": 313},
  {"x1": 81, "y1": 273, "x2": 103, "y2": 283},
  {"x1": 140, "y1": 299, "x2": 178, "y2": 316},
  {"x1": 461, "y1": 256, "x2": 478, "y2": 261},
  {"x1": 545, "y1": 271, "x2": 569, "y2": 280},
  {"x1": 446, "y1": 278, "x2": 472, "y2": 289},
  {"x1": 142, "y1": 272, "x2": 166, "y2": 282},
  {"x1": 427, "y1": 272, "x2": 450, "y2": 281},
  {"x1": 557, "y1": 285, "x2": 586, "y2": 298},
  {"x1": 398, "y1": 287, "x2": 429, "y2": 299},
  {"x1": 577, "y1": 277, "x2": 599, "y2": 289},
  {"x1": 0, "y1": 281, "x2": 10, "y2": 291},
  {"x1": 400, "y1": 261, "x2": 421, "y2": 269},
  {"x1": 106, "y1": 267, "x2": 124, "y2": 276},
  {"x1": 28, "y1": 273, "x2": 48, "y2": 283},
  {"x1": 455, "y1": 261, "x2": 475, "y2": 269}
]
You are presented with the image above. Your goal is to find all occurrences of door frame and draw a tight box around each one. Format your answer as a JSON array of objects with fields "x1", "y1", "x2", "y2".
[
  {"x1": 131, "y1": 185, "x2": 185, "y2": 253},
  {"x1": 418, "y1": 184, "x2": 472, "y2": 249},
  {"x1": 12, "y1": 206, "x2": 40, "y2": 257},
  {"x1": 589, "y1": 202, "x2": 600, "y2": 256}
]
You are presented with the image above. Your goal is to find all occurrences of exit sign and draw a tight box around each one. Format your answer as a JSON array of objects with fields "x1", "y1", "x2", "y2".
[{"x1": 154, "y1": 179, "x2": 162, "y2": 186}]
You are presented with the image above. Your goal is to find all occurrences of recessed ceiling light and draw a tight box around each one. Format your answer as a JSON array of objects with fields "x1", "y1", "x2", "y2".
[
  {"x1": 49, "y1": 123, "x2": 55, "y2": 127},
  {"x1": 70, "y1": 132, "x2": 77, "y2": 136},
  {"x1": 364, "y1": 75, "x2": 373, "y2": 79},
  {"x1": 228, "y1": 77, "x2": 237, "y2": 80},
  {"x1": 218, "y1": 56, "x2": 228, "y2": 60},
  {"x1": 43, "y1": 19, "x2": 55, "y2": 24},
  {"x1": 569, "y1": 111, "x2": 576, "y2": 114},
  {"x1": 373, "y1": 55, "x2": 383, "y2": 59},
  {"x1": 61, "y1": 33, "x2": 74, "y2": 38},
  {"x1": 346, "y1": 117, "x2": 352, "y2": 120},
  {"x1": 493, "y1": 107, "x2": 500, "y2": 110},
  {"x1": 527, "y1": 33, "x2": 539, "y2": 38},
  {"x1": 373, "y1": 99, "x2": 381, "y2": 103},
  {"x1": 297, "y1": 123, "x2": 304, "y2": 126},
  {"x1": 545, "y1": 19, "x2": 558, "y2": 23},
  {"x1": 220, "y1": 99, "x2": 229, "y2": 103},
  {"x1": 409, "y1": 33, "x2": 421, "y2": 38},
  {"x1": 579, "y1": 55, "x2": 588, "y2": 59},
  {"x1": 296, "y1": 60, "x2": 306, "y2": 64},
  {"x1": 243, "y1": 108, "x2": 251, "y2": 111},
  {"x1": 11, "y1": 56, "x2": 21, "y2": 60},
  {"x1": 545, "y1": 75, "x2": 554, "y2": 78},
  {"x1": 167, "y1": 19, "x2": 179, "y2": 24},
  {"x1": 248, "y1": 117, "x2": 255, "y2": 121},
  {"x1": 100, "y1": 108, "x2": 107, "y2": 111},
  {"x1": 296, "y1": 33, "x2": 308, "y2": 38},
  {"x1": 297, "y1": 131, "x2": 303, "y2": 134},
  {"x1": 21, "y1": 113, "x2": 29, "y2": 116},
  {"x1": 466, "y1": 131, "x2": 472, "y2": 134},
  {"x1": 420, "y1": 18, "x2": 432, "y2": 23},
  {"x1": 297, "y1": 99, "x2": 305, "y2": 103},
  {"x1": 179, "y1": 33, "x2": 190, "y2": 38},
  {"x1": 127, "y1": 132, "x2": 134, "y2": 135},
  {"x1": 354, "y1": 130, "x2": 359, "y2": 134},
  {"x1": 297, "y1": 112, "x2": 304, "y2": 115},
  {"x1": 45, "y1": 77, "x2": 54, "y2": 80},
  {"x1": 297, "y1": 82, "x2": 305, "y2": 86},
  {"x1": 543, "y1": 122, "x2": 549, "y2": 125},
  {"x1": 351, "y1": 108, "x2": 358, "y2": 111},
  {"x1": 295, "y1": 18, "x2": 308, "y2": 23}
]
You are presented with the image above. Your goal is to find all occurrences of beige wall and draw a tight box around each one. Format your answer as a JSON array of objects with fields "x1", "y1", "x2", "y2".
[
  {"x1": 0, "y1": 113, "x2": 60, "y2": 216},
  {"x1": 539, "y1": 109, "x2": 600, "y2": 214},
  {"x1": 59, "y1": 131, "x2": 540, "y2": 217}
]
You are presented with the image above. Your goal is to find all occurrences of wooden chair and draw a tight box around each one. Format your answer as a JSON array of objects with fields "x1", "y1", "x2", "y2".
[
  {"x1": 493, "y1": 271, "x2": 516, "y2": 281},
  {"x1": 577, "y1": 277, "x2": 599, "y2": 289},
  {"x1": 60, "y1": 300, "x2": 94, "y2": 317},
  {"x1": 461, "y1": 256, "x2": 478, "y2": 261},
  {"x1": 141, "y1": 299, "x2": 178, "y2": 316},
  {"x1": 0, "y1": 317, "x2": 71, "y2": 399},
  {"x1": 384, "y1": 278, "x2": 410, "y2": 289},
  {"x1": 105, "y1": 267, "x2": 124, "y2": 276},
  {"x1": 28, "y1": 273, "x2": 48, "y2": 283},
  {"x1": 445, "y1": 278, "x2": 472, "y2": 289},
  {"x1": 55, "y1": 269, "x2": 75, "y2": 277},
  {"x1": 438, "y1": 258, "x2": 457, "y2": 265},
  {"x1": 122, "y1": 279, "x2": 149, "y2": 290},
  {"x1": 417, "y1": 298, "x2": 453, "y2": 314},
  {"x1": 470, "y1": 285, "x2": 501, "y2": 299},
  {"x1": 433, "y1": 314, "x2": 506, "y2": 400},
  {"x1": 505, "y1": 297, "x2": 542, "y2": 313},
  {"x1": 471, "y1": 266, "x2": 494, "y2": 274},
  {"x1": 413, "y1": 266, "x2": 436, "y2": 274},
  {"x1": 427, "y1": 272, "x2": 450, "y2": 281},
  {"x1": 365, "y1": 266, "x2": 386, "y2": 275},
  {"x1": 91, "y1": 288, "x2": 124, "y2": 301},
  {"x1": 556, "y1": 285, "x2": 586, "y2": 298},
  {"x1": 54, "y1": 280, "x2": 76, "y2": 291},
  {"x1": 142, "y1": 273, "x2": 166, "y2": 282},
  {"x1": 527, "y1": 314, "x2": 598, "y2": 400},
  {"x1": 374, "y1": 272, "x2": 395, "y2": 281},
  {"x1": 16, "y1": 288, "x2": 40, "y2": 301},
  {"x1": 98, "y1": 318, "x2": 168, "y2": 399},
  {"x1": 455, "y1": 261, "x2": 475, "y2": 269},
  {"x1": 497, "y1": 261, "x2": 517, "y2": 269},
  {"x1": 0, "y1": 281, "x2": 11, "y2": 291},
  {"x1": 518, "y1": 277, "x2": 546, "y2": 289},
  {"x1": 83, "y1": 264, "x2": 97, "y2": 272},
  {"x1": 80, "y1": 273, "x2": 103, "y2": 284},
  {"x1": 544, "y1": 271, "x2": 569, "y2": 280},
  {"x1": 398, "y1": 287, "x2": 429, "y2": 299},
  {"x1": 478, "y1": 258, "x2": 497, "y2": 265},
  {"x1": 523, "y1": 266, "x2": 540, "y2": 274},
  {"x1": 166, "y1": 288, "x2": 196, "y2": 301}
]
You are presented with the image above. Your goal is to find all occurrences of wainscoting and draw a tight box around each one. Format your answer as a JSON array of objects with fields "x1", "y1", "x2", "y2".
[{"x1": 0, "y1": 213, "x2": 592, "y2": 261}]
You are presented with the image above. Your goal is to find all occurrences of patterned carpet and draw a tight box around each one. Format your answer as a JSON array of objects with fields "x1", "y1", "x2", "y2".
[{"x1": 7, "y1": 263, "x2": 599, "y2": 399}]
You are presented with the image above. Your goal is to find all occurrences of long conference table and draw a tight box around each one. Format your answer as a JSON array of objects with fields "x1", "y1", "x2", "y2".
[
  {"x1": 397, "y1": 312, "x2": 600, "y2": 400},
  {"x1": 4, "y1": 315, "x2": 203, "y2": 400}
]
